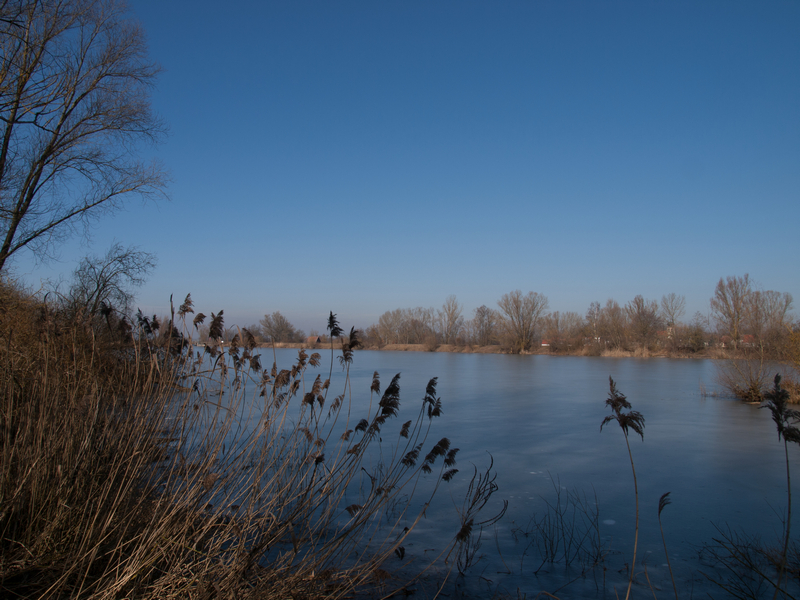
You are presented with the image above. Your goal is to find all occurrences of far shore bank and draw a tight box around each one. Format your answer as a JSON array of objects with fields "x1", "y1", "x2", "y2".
[{"x1": 227, "y1": 341, "x2": 723, "y2": 360}]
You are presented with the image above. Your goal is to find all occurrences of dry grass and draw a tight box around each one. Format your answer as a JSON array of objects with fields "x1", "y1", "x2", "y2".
[
  {"x1": 600, "y1": 348, "x2": 634, "y2": 358},
  {"x1": 376, "y1": 344, "x2": 506, "y2": 354},
  {"x1": 0, "y1": 285, "x2": 498, "y2": 599}
]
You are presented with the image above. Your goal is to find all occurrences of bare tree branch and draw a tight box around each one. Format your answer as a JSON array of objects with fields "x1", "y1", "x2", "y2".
[{"x1": 0, "y1": 0, "x2": 167, "y2": 272}]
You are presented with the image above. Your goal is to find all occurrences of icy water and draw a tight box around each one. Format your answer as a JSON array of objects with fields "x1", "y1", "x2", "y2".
[{"x1": 213, "y1": 348, "x2": 798, "y2": 598}]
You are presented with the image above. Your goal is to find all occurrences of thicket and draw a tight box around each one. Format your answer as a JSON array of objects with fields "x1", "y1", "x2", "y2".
[{"x1": 0, "y1": 283, "x2": 501, "y2": 598}]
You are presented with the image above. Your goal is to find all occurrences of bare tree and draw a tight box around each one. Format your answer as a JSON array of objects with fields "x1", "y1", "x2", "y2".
[
  {"x1": 437, "y1": 295, "x2": 464, "y2": 345},
  {"x1": 375, "y1": 307, "x2": 436, "y2": 345},
  {"x1": 377, "y1": 309, "x2": 404, "y2": 345},
  {"x1": 0, "y1": 0, "x2": 166, "y2": 272},
  {"x1": 745, "y1": 290, "x2": 793, "y2": 352},
  {"x1": 710, "y1": 275, "x2": 791, "y2": 400},
  {"x1": 403, "y1": 307, "x2": 436, "y2": 344},
  {"x1": 660, "y1": 293, "x2": 686, "y2": 327},
  {"x1": 711, "y1": 275, "x2": 752, "y2": 350},
  {"x1": 363, "y1": 324, "x2": 383, "y2": 348},
  {"x1": 586, "y1": 301, "x2": 601, "y2": 342},
  {"x1": 685, "y1": 312, "x2": 709, "y2": 352},
  {"x1": 471, "y1": 305, "x2": 499, "y2": 346},
  {"x1": 625, "y1": 295, "x2": 663, "y2": 350},
  {"x1": 542, "y1": 311, "x2": 584, "y2": 351},
  {"x1": 598, "y1": 299, "x2": 628, "y2": 349},
  {"x1": 66, "y1": 242, "x2": 155, "y2": 317},
  {"x1": 260, "y1": 312, "x2": 304, "y2": 343},
  {"x1": 497, "y1": 290, "x2": 549, "y2": 353}
]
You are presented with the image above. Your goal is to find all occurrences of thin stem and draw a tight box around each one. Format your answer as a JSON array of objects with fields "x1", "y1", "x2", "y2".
[
  {"x1": 659, "y1": 512, "x2": 679, "y2": 600},
  {"x1": 625, "y1": 431, "x2": 637, "y2": 600},
  {"x1": 774, "y1": 438, "x2": 791, "y2": 600}
]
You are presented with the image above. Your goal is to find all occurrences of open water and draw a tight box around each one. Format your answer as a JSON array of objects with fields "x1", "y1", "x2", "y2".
[{"x1": 210, "y1": 347, "x2": 798, "y2": 598}]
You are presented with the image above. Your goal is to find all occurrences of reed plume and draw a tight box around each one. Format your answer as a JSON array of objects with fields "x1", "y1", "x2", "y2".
[{"x1": 178, "y1": 292, "x2": 194, "y2": 318}]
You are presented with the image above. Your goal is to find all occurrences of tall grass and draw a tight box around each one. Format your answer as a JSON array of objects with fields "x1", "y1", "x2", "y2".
[{"x1": 0, "y1": 286, "x2": 498, "y2": 598}]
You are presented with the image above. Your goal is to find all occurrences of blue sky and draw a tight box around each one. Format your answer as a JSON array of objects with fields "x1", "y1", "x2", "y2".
[{"x1": 10, "y1": 0, "x2": 800, "y2": 333}]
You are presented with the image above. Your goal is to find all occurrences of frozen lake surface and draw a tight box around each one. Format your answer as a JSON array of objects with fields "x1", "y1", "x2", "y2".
[{"x1": 207, "y1": 347, "x2": 798, "y2": 599}]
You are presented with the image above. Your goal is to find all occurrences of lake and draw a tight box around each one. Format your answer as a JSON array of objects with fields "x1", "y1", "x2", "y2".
[{"x1": 207, "y1": 347, "x2": 798, "y2": 598}]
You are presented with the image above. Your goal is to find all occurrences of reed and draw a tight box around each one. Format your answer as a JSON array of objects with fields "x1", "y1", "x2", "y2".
[
  {"x1": 694, "y1": 373, "x2": 800, "y2": 599},
  {"x1": 658, "y1": 492, "x2": 679, "y2": 600},
  {"x1": 601, "y1": 377, "x2": 645, "y2": 600},
  {"x1": 761, "y1": 374, "x2": 800, "y2": 599},
  {"x1": 512, "y1": 475, "x2": 604, "y2": 577},
  {"x1": 0, "y1": 285, "x2": 500, "y2": 599}
]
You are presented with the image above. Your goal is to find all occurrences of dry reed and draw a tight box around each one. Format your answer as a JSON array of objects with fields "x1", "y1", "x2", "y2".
[
  {"x1": 601, "y1": 377, "x2": 645, "y2": 600},
  {"x1": 0, "y1": 286, "x2": 499, "y2": 599}
]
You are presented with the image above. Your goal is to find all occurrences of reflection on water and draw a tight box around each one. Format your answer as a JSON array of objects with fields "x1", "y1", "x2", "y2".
[{"x1": 223, "y1": 348, "x2": 798, "y2": 598}]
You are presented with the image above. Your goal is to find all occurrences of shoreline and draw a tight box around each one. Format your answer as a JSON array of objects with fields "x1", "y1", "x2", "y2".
[{"x1": 241, "y1": 341, "x2": 721, "y2": 360}]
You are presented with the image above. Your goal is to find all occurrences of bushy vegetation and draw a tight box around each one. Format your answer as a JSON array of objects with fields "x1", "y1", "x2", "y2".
[{"x1": 0, "y1": 283, "x2": 501, "y2": 599}]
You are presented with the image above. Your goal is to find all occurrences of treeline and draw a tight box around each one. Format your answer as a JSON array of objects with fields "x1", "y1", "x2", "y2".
[
  {"x1": 357, "y1": 275, "x2": 795, "y2": 357},
  {"x1": 361, "y1": 292, "x2": 703, "y2": 354},
  {"x1": 196, "y1": 275, "x2": 795, "y2": 359}
]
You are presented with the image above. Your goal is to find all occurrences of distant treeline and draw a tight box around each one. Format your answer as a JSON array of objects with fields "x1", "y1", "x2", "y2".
[{"x1": 202, "y1": 274, "x2": 794, "y2": 359}]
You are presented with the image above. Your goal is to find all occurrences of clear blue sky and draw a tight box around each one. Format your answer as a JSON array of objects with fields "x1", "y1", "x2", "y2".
[{"x1": 10, "y1": 0, "x2": 800, "y2": 333}]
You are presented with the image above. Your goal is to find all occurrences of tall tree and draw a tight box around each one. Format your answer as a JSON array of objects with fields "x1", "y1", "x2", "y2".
[
  {"x1": 497, "y1": 290, "x2": 549, "y2": 353},
  {"x1": 660, "y1": 293, "x2": 686, "y2": 328},
  {"x1": 598, "y1": 299, "x2": 628, "y2": 349},
  {"x1": 403, "y1": 307, "x2": 436, "y2": 344},
  {"x1": 377, "y1": 309, "x2": 404, "y2": 345},
  {"x1": 710, "y1": 274, "x2": 752, "y2": 350},
  {"x1": 471, "y1": 305, "x2": 499, "y2": 347},
  {"x1": 437, "y1": 295, "x2": 464, "y2": 345},
  {"x1": 586, "y1": 301, "x2": 601, "y2": 342},
  {"x1": 260, "y1": 311, "x2": 303, "y2": 343},
  {"x1": 625, "y1": 295, "x2": 663, "y2": 350},
  {"x1": 745, "y1": 290, "x2": 793, "y2": 352},
  {"x1": 0, "y1": 0, "x2": 166, "y2": 272},
  {"x1": 686, "y1": 312, "x2": 709, "y2": 353}
]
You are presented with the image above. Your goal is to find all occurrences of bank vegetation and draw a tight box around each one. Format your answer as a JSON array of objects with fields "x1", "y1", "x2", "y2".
[
  {"x1": 0, "y1": 280, "x2": 507, "y2": 598},
  {"x1": 215, "y1": 277, "x2": 797, "y2": 402}
]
